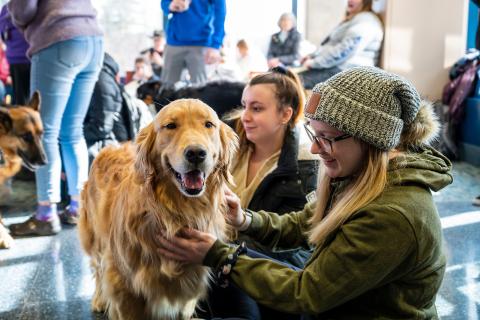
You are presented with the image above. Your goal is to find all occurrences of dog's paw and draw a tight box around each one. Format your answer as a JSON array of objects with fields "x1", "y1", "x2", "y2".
[{"x1": 0, "y1": 224, "x2": 14, "y2": 249}]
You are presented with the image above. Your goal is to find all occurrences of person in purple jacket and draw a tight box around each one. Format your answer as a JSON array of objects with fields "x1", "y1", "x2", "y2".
[
  {"x1": 7, "y1": 0, "x2": 104, "y2": 236},
  {"x1": 0, "y1": 4, "x2": 29, "y2": 105}
]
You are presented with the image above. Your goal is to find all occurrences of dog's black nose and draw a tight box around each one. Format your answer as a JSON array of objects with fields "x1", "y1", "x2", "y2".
[{"x1": 185, "y1": 147, "x2": 207, "y2": 164}]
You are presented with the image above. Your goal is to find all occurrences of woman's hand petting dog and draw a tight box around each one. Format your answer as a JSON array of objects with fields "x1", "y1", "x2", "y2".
[
  {"x1": 224, "y1": 188, "x2": 245, "y2": 228},
  {"x1": 158, "y1": 228, "x2": 217, "y2": 265},
  {"x1": 157, "y1": 189, "x2": 247, "y2": 265}
]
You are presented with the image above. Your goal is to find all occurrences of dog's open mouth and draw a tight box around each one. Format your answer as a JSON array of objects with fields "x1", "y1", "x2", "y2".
[
  {"x1": 172, "y1": 168, "x2": 206, "y2": 196},
  {"x1": 17, "y1": 150, "x2": 40, "y2": 171}
]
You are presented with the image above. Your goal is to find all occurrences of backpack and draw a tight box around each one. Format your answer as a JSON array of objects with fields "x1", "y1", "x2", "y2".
[{"x1": 116, "y1": 87, "x2": 154, "y2": 142}]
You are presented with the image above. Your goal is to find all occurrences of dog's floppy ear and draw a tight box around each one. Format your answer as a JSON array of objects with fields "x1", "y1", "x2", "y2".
[
  {"x1": 134, "y1": 122, "x2": 157, "y2": 184},
  {"x1": 28, "y1": 91, "x2": 41, "y2": 112},
  {"x1": 219, "y1": 122, "x2": 238, "y2": 183},
  {"x1": 0, "y1": 107, "x2": 12, "y2": 134}
]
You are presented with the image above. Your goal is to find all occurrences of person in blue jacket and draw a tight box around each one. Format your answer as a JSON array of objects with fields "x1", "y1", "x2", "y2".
[{"x1": 160, "y1": 0, "x2": 226, "y2": 88}]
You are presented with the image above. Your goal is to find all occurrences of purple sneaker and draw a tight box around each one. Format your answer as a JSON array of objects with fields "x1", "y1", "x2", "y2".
[{"x1": 59, "y1": 206, "x2": 79, "y2": 225}]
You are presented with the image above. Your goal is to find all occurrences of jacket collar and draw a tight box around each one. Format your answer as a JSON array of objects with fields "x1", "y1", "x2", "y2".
[
  {"x1": 273, "y1": 28, "x2": 298, "y2": 41},
  {"x1": 276, "y1": 126, "x2": 300, "y2": 173}
]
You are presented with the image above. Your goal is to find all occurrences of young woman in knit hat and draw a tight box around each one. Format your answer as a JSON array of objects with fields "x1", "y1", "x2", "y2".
[{"x1": 158, "y1": 66, "x2": 453, "y2": 319}]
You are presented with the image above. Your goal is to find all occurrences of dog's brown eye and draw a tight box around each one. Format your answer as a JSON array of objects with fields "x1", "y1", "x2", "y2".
[
  {"x1": 165, "y1": 123, "x2": 176, "y2": 130},
  {"x1": 205, "y1": 121, "x2": 214, "y2": 128},
  {"x1": 22, "y1": 133, "x2": 33, "y2": 143}
]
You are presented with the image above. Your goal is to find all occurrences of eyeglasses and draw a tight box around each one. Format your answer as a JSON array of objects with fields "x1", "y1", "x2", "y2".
[{"x1": 303, "y1": 123, "x2": 352, "y2": 153}]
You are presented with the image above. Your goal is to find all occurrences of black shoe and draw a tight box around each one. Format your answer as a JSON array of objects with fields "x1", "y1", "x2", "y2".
[
  {"x1": 58, "y1": 206, "x2": 79, "y2": 225},
  {"x1": 9, "y1": 215, "x2": 61, "y2": 236}
]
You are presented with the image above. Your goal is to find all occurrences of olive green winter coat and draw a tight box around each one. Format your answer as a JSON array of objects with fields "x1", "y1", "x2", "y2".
[{"x1": 204, "y1": 147, "x2": 453, "y2": 319}]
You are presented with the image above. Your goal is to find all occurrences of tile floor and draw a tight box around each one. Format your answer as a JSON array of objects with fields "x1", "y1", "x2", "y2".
[{"x1": 0, "y1": 162, "x2": 479, "y2": 319}]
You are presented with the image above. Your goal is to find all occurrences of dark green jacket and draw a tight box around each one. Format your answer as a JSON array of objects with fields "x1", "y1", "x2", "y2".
[{"x1": 204, "y1": 147, "x2": 452, "y2": 319}]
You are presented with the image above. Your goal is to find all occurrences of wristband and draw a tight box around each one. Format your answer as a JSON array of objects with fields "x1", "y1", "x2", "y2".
[
  {"x1": 238, "y1": 210, "x2": 252, "y2": 231},
  {"x1": 216, "y1": 242, "x2": 247, "y2": 288}
]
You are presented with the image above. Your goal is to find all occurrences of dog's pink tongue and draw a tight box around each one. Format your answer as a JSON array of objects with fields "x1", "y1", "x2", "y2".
[{"x1": 183, "y1": 171, "x2": 204, "y2": 190}]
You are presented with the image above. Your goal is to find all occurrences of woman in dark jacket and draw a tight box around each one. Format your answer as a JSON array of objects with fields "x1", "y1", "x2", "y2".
[
  {"x1": 236, "y1": 125, "x2": 317, "y2": 269},
  {"x1": 227, "y1": 67, "x2": 318, "y2": 267},
  {"x1": 196, "y1": 67, "x2": 318, "y2": 320},
  {"x1": 246, "y1": 126, "x2": 317, "y2": 215},
  {"x1": 84, "y1": 53, "x2": 125, "y2": 165},
  {"x1": 267, "y1": 12, "x2": 302, "y2": 68}
]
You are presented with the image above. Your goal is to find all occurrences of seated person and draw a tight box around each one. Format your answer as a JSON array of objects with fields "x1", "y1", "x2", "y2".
[
  {"x1": 206, "y1": 41, "x2": 244, "y2": 82},
  {"x1": 236, "y1": 39, "x2": 268, "y2": 81},
  {"x1": 84, "y1": 53, "x2": 124, "y2": 166},
  {"x1": 85, "y1": 53, "x2": 154, "y2": 166},
  {"x1": 298, "y1": 0, "x2": 383, "y2": 89},
  {"x1": 124, "y1": 56, "x2": 158, "y2": 97},
  {"x1": 267, "y1": 12, "x2": 302, "y2": 68},
  {"x1": 196, "y1": 67, "x2": 318, "y2": 320},
  {"x1": 141, "y1": 29, "x2": 165, "y2": 78}
]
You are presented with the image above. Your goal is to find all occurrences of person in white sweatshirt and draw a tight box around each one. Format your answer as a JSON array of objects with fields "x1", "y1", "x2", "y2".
[
  {"x1": 236, "y1": 39, "x2": 268, "y2": 81},
  {"x1": 298, "y1": 0, "x2": 383, "y2": 89}
]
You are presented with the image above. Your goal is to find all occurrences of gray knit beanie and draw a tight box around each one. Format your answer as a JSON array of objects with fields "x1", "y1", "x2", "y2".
[{"x1": 304, "y1": 66, "x2": 421, "y2": 150}]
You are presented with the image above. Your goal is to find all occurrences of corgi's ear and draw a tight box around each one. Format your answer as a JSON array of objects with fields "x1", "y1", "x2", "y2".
[
  {"x1": 29, "y1": 91, "x2": 41, "y2": 112},
  {"x1": 0, "y1": 108, "x2": 12, "y2": 134}
]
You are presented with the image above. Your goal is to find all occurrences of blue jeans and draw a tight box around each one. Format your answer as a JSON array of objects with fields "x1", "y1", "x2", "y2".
[
  {"x1": 197, "y1": 249, "x2": 304, "y2": 320},
  {"x1": 31, "y1": 36, "x2": 104, "y2": 203}
]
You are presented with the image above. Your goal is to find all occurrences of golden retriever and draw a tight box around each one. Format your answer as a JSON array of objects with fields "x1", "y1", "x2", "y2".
[
  {"x1": 0, "y1": 91, "x2": 47, "y2": 249},
  {"x1": 78, "y1": 99, "x2": 238, "y2": 320}
]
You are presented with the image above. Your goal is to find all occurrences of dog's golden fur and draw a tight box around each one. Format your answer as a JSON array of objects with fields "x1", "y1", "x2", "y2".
[
  {"x1": 0, "y1": 91, "x2": 46, "y2": 249},
  {"x1": 79, "y1": 99, "x2": 238, "y2": 320}
]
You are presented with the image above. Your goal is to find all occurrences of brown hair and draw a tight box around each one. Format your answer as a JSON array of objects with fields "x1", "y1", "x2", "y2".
[
  {"x1": 236, "y1": 39, "x2": 248, "y2": 50},
  {"x1": 224, "y1": 67, "x2": 305, "y2": 151},
  {"x1": 249, "y1": 67, "x2": 305, "y2": 128},
  {"x1": 134, "y1": 56, "x2": 148, "y2": 65},
  {"x1": 360, "y1": 0, "x2": 373, "y2": 11},
  {"x1": 345, "y1": 0, "x2": 374, "y2": 20}
]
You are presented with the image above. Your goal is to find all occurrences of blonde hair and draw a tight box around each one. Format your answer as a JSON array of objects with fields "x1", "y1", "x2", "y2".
[
  {"x1": 224, "y1": 68, "x2": 305, "y2": 153},
  {"x1": 308, "y1": 143, "x2": 389, "y2": 246}
]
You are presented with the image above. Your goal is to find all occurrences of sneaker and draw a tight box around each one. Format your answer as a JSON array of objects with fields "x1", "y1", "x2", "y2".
[
  {"x1": 9, "y1": 215, "x2": 61, "y2": 236},
  {"x1": 473, "y1": 196, "x2": 480, "y2": 206},
  {"x1": 58, "y1": 206, "x2": 79, "y2": 225}
]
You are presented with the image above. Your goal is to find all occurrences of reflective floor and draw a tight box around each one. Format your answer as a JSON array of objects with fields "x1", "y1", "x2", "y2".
[
  {"x1": 435, "y1": 162, "x2": 480, "y2": 319},
  {"x1": 0, "y1": 162, "x2": 479, "y2": 319}
]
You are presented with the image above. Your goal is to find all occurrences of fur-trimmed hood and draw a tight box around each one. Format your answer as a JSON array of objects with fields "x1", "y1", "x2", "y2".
[{"x1": 399, "y1": 100, "x2": 440, "y2": 149}]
